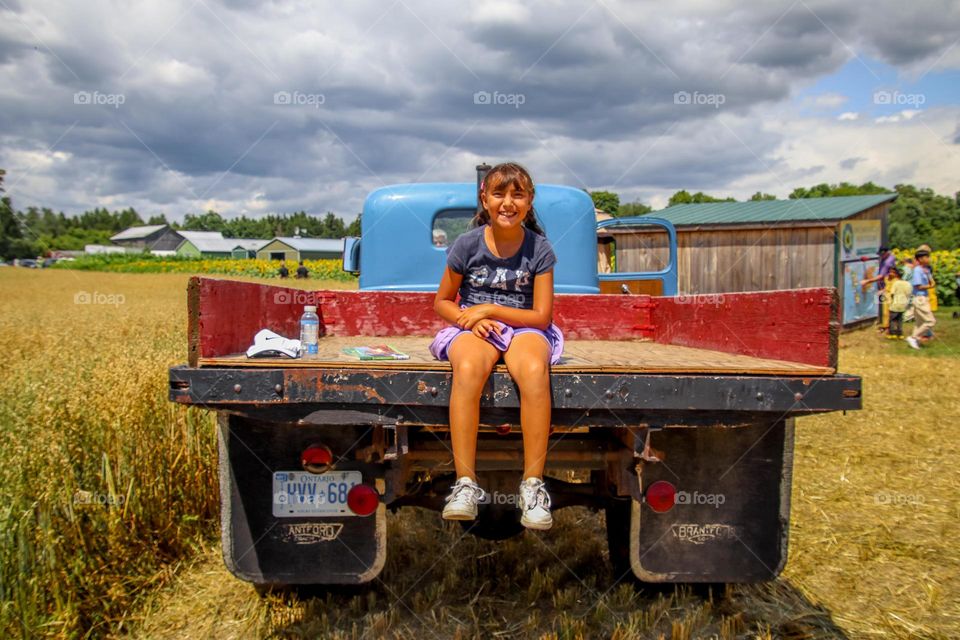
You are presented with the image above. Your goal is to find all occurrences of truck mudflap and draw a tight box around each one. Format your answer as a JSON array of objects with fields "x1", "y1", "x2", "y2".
[
  {"x1": 627, "y1": 418, "x2": 794, "y2": 582},
  {"x1": 218, "y1": 415, "x2": 386, "y2": 585}
]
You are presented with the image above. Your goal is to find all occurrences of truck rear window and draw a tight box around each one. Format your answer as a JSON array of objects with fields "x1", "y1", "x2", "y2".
[{"x1": 433, "y1": 208, "x2": 474, "y2": 248}]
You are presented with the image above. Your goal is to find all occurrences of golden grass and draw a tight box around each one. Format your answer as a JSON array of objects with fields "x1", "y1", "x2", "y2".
[{"x1": 1, "y1": 269, "x2": 957, "y2": 638}]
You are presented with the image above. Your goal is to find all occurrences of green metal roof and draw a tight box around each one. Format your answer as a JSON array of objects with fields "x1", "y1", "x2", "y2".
[{"x1": 649, "y1": 194, "x2": 896, "y2": 227}]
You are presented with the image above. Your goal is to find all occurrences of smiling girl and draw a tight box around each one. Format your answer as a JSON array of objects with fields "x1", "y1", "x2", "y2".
[{"x1": 429, "y1": 162, "x2": 563, "y2": 530}]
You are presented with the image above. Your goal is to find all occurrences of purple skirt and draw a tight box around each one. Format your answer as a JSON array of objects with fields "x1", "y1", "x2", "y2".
[{"x1": 429, "y1": 321, "x2": 564, "y2": 364}]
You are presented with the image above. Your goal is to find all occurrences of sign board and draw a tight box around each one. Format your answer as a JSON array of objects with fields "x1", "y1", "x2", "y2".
[
  {"x1": 841, "y1": 259, "x2": 879, "y2": 325},
  {"x1": 840, "y1": 220, "x2": 882, "y2": 261}
]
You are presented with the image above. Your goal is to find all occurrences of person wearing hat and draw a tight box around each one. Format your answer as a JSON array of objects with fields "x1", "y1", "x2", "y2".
[{"x1": 860, "y1": 246, "x2": 897, "y2": 333}]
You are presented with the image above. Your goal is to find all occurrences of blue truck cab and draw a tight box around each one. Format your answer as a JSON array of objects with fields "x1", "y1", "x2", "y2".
[{"x1": 343, "y1": 181, "x2": 678, "y2": 296}]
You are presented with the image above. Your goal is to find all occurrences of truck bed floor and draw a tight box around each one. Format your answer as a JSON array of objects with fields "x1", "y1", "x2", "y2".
[{"x1": 198, "y1": 336, "x2": 834, "y2": 376}]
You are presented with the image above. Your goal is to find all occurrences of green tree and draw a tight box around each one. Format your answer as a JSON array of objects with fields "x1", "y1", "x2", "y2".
[
  {"x1": 618, "y1": 201, "x2": 653, "y2": 217},
  {"x1": 147, "y1": 213, "x2": 168, "y2": 225},
  {"x1": 749, "y1": 192, "x2": 777, "y2": 201},
  {"x1": 590, "y1": 191, "x2": 620, "y2": 215},
  {"x1": 667, "y1": 190, "x2": 735, "y2": 206},
  {"x1": 182, "y1": 210, "x2": 226, "y2": 232},
  {"x1": 346, "y1": 214, "x2": 361, "y2": 236}
]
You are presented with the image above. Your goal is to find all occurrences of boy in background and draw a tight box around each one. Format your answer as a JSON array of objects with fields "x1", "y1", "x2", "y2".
[
  {"x1": 906, "y1": 250, "x2": 936, "y2": 350},
  {"x1": 886, "y1": 267, "x2": 912, "y2": 339}
]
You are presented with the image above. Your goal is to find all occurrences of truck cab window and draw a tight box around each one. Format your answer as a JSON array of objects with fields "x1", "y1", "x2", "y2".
[{"x1": 433, "y1": 208, "x2": 474, "y2": 248}]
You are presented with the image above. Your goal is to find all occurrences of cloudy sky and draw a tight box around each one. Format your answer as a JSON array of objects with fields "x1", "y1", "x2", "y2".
[{"x1": 1, "y1": 0, "x2": 958, "y2": 221}]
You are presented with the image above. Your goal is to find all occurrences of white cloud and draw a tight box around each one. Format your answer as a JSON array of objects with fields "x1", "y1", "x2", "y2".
[
  {"x1": 1, "y1": 0, "x2": 959, "y2": 219},
  {"x1": 875, "y1": 109, "x2": 923, "y2": 123}
]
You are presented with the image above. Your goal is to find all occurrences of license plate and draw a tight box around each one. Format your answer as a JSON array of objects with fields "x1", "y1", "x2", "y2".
[{"x1": 272, "y1": 470, "x2": 362, "y2": 518}]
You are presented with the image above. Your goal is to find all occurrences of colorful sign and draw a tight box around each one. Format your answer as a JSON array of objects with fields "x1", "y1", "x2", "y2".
[
  {"x1": 842, "y1": 259, "x2": 879, "y2": 324},
  {"x1": 840, "y1": 220, "x2": 882, "y2": 261}
]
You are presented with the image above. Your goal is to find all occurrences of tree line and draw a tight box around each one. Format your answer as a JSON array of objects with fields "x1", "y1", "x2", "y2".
[
  {"x1": 2, "y1": 167, "x2": 957, "y2": 259},
  {"x1": 0, "y1": 170, "x2": 361, "y2": 259},
  {"x1": 590, "y1": 182, "x2": 960, "y2": 250}
]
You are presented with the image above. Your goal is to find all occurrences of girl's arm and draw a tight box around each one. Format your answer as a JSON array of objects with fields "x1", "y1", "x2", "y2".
[
  {"x1": 434, "y1": 267, "x2": 466, "y2": 325},
  {"x1": 458, "y1": 271, "x2": 554, "y2": 331}
]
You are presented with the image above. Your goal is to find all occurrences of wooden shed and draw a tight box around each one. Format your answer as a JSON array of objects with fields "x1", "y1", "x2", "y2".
[{"x1": 605, "y1": 194, "x2": 897, "y2": 326}]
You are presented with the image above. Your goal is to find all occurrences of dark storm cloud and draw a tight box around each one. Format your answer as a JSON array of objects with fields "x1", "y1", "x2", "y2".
[{"x1": 0, "y1": 0, "x2": 958, "y2": 217}]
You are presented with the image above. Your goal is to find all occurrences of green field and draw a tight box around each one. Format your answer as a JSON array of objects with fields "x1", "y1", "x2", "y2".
[{"x1": 0, "y1": 269, "x2": 957, "y2": 639}]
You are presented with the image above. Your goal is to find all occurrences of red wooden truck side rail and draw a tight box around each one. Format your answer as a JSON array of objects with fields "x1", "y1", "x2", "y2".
[{"x1": 186, "y1": 277, "x2": 838, "y2": 370}]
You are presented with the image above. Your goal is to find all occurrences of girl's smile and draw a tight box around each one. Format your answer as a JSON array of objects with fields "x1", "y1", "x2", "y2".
[{"x1": 482, "y1": 183, "x2": 530, "y2": 231}]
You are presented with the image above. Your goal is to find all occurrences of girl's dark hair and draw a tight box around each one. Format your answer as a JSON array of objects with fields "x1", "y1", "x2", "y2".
[{"x1": 472, "y1": 162, "x2": 545, "y2": 235}]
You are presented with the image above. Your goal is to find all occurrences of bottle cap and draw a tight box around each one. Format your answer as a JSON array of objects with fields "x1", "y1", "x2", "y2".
[{"x1": 304, "y1": 305, "x2": 317, "y2": 312}]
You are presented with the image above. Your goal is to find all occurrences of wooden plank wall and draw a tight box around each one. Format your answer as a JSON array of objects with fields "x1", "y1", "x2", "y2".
[{"x1": 608, "y1": 203, "x2": 889, "y2": 296}]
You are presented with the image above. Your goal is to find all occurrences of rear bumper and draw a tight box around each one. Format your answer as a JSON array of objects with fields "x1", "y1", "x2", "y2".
[{"x1": 169, "y1": 365, "x2": 861, "y2": 420}]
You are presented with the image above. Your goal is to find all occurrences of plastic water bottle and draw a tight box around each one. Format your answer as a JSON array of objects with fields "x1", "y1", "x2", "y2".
[{"x1": 299, "y1": 305, "x2": 319, "y2": 356}]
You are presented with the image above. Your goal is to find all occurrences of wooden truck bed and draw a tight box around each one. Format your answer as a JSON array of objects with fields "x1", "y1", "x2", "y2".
[
  {"x1": 200, "y1": 336, "x2": 833, "y2": 376},
  {"x1": 185, "y1": 278, "x2": 840, "y2": 373},
  {"x1": 170, "y1": 278, "x2": 860, "y2": 415}
]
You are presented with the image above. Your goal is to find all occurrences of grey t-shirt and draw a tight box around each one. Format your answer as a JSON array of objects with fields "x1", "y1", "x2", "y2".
[{"x1": 446, "y1": 225, "x2": 557, "y2": 310}]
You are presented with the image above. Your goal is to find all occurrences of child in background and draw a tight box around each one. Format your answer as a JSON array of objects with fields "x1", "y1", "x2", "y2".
[
  {"x1": 430, "y1": 162, "x2": 562, "y2": 530},
  {"x1": 886, "y1": 267, "x2": 912, "y2": 339},
  {"x1": 907, "y1": 250, "x2": 936, "y2": 350}
]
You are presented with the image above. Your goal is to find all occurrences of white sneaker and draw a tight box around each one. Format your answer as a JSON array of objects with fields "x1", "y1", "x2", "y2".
[
  {"x1": 442, "y1": 476, "x2": 486, "y2": 520},
  {"x1": 906, "y1": 337, "x2": 921, "y2": 350},
  {"x1": 518, "y1": 477, "x2": 553, "y2": 530}
]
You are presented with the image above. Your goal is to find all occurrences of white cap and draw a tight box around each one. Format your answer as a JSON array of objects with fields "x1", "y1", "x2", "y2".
[{"x1": 304, "y1": 305, "x2": 317, "y2": 312}]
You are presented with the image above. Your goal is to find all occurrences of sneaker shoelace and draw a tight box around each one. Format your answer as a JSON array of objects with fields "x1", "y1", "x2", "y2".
[
  {"x1": 521, "y1": 481, "x2": 551, "y2": 512},
  {"x1": 446, "y1": 479, "x2": 485, "y2": 505}
]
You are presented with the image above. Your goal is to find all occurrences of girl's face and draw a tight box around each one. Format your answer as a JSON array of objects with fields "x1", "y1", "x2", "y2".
[{"x1": 482, "y1": 179, "x2": 532, "y2": 231}]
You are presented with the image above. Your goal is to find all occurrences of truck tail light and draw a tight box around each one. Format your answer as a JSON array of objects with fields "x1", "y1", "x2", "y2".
[
  {"x1": 347, "y1": 484, "x2": 380, "y2": 516},
  {"x1": 645, "y1": 480, "x2": 676, "y2": 513},
  {"x1": 301, "y1": 444, "x2": 334, "y2": 474}
]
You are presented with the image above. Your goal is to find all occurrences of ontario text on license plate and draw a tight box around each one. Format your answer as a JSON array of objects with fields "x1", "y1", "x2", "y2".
[{"x1": 272, "y1": 470, "x2": 362, "y2": 517}]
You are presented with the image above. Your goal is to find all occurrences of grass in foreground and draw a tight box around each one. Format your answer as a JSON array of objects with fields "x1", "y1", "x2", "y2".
[
  {"x1": 1, "y1": 270, "x2": 957, "y2": 638},
  {"x1": 0, "y1": 270, "x2": 352, "y2": 638}
]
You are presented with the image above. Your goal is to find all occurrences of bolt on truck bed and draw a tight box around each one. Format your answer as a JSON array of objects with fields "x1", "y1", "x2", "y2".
[{"x1": 169, "y1": 277, "x2": 860, "y2": 585}]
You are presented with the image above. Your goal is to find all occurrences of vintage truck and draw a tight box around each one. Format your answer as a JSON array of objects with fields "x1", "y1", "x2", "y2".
[{"x1": 169, "y1": 169, "x2": 861, "y2": 587}]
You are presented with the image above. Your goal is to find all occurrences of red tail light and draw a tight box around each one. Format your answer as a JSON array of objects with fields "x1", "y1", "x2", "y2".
[
  {"x1": 301, "y1": 444, "x2": 334, "y2": 474},
  {"x1": 347, "y1": 484, "x2": 380, "y2": 516},
  {"x1": 645, "y1": 480, "x2": 676, "y2": 513}
]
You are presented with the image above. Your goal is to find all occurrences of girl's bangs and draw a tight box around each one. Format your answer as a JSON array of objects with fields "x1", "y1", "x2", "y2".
[{"x1": 484, "y1": 167, "x2": 533, "y2": 194}]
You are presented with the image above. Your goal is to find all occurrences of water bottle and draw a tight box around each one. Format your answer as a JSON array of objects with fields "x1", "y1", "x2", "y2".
[{"x1": 299, "y1": 305, "x2": 319, "y2": 356}]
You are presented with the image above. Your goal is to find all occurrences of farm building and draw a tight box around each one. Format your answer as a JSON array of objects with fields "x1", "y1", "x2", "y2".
[
  {"x1": 256, "y1": 237, "x2": 344, "y2": 262},
  {"x1": 110, "y1": 224, "x2": 178, "y2": 249},
  {"x1": 231, "y1": 239, "x2": 270, "y2": 259},
  {"x1": 175, "y1": 231, "x2": 239, "y2": 257},
  {"x1": 604, "y1": 194, "x2": 897, "y2": 326}
]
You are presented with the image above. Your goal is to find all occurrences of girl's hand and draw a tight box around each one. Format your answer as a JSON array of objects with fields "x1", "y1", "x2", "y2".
[
  {"x1": 471, "y1": 318, "x2": 503, "y2": 339},
  {"x1": 457, "y1": 304, "x2": 493, "y2": 329}
]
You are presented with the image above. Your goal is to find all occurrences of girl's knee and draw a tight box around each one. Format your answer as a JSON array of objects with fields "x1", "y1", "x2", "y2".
[
  {"x1": 452, "y1": 357, "x2": 495, "y2": 386},
  {"x1": 514, "y1": 359, "x2": 549, "y2": 388}
]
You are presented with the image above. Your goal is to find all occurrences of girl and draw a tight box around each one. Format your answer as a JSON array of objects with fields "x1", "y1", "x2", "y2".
[{"x1": 429, "y1": 162, "x2": 563, "y2": 531}]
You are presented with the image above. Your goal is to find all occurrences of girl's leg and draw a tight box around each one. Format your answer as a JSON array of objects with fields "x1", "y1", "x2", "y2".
[
  {"x1": 447, "y1": 333, "x2": 500, "y2": 480},
  {"x1": 503, "y1": 333, "x2": 552, "y2": 479}
]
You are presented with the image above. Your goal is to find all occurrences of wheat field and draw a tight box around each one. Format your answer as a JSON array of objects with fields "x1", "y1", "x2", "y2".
[{"x1": 0, "y1": 269, "x2": 957, "y2": 639}]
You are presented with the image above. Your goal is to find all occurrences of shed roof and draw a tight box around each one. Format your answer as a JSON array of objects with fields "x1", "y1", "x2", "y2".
[
  {"x1": 650, "y1": 194, "x2": 897, "y2": 227},
  {"x1": 270, "y1": 237, "x2": 344, "y2": 252},
  {"x1": 177, "y1": 230, "x2": 238, "y2": 253},
  {"x1": 110, "y1": 224, "x2": 167, "y2": 241},
  {"x1": 231, "y1": 238, "x2": 270, "y2": 251}
]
